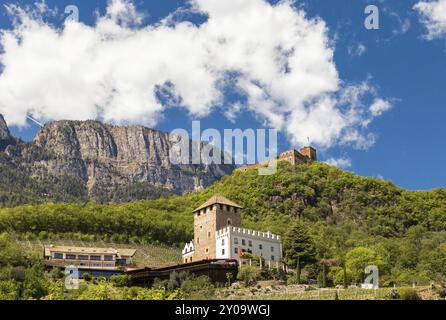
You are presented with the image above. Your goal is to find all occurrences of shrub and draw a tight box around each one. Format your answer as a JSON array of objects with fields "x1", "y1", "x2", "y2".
[
  {"x1": 49, "y1": 267, "x2": 64, "y2": 280},
  {"x1": 110, "y1": 275, "x2": 132, "y2": 287},
  {"x1": 388, "y1": 288, "x2": 400, "y2": 299},
  {"x1": 438, "y1": 290, "x2": 446, "y2": 299},
  {"x1": 82, "y1": 273, "x2": 92, "y2": 281},
  {"x1": 399, "y1": 288, "x2": 421, "y2": 300},
  {"x1": 287, "y1": 275, "x2": 298, "y2": 285},
  {"x1": 237, "y1": 266, "x2": 258, "y2": 287},
  {"x1": 152, "y1": 278, "x2": 168, "y2": 290},
  {"x1": 181, "y1": 275, "x2": 215, "y2": 299},
  {"x1": 167, "y1": 271, "x2": 189, "y2": 291},
  {"x1": 259, "y1": 268, "x2": 287, "y2": 281},
  {"x1": 10, "y1": 266, "x2": 26, "y2": 282}
]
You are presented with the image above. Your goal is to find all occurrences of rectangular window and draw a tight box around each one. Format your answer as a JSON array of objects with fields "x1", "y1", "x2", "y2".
[
  {"x1": 78, "y1": 255, "x2": 88, "y2": 260},
  {"x1": 221, "y1": 239, "x2": 225, "y2": 245},
  {"x1": 90, "y1": 255, "x2": 101, "y2": 261},
  {"x1": 66, "y1": 254, "x2": 76, "y2": 260},
  {"x1": 234, "y1": 237, "x2": 239, "y2": 245},
  {"x1": 208, "y1": 231, "x2": 211, "y2": 238},
  {"x1": 271, "y1": 255, "x2": 275, "y2": 261},
  {"x1": 222, "y1": 249, "x2": 225, "y2": 255},
  {"x1": 53, "y1": 253, "x2": 63, "y2": 259},
  {"x1": 259, "y1": 244, "x2": 263, "y2": 250},
  {"x1": 234, "y1": 248, "x2": 238, "y2": 254},
  {"x1": 117, "y1": 259, "x2": 127, "y2": 265},
  {"x1": 248, "y1": 240, "x2": 252, "y2": 247},
  {"x1": 104, "y1": 255, "x2": 114, "y2": 261},
  {"x1": 242, "y1": 239, "x2": 246, "y2": 246},
  {"x1": 271, "y1": 246, "x2": 274, "y2": 252}
]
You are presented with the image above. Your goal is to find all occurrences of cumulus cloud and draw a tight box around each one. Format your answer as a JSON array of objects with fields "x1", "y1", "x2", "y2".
[
  {"x1": 224, "y1": 102, "x2": 242, "y2": 124},
  {"x1": 370, "y1": 98, "x2": 392, "y2": 117},
  {"x1": 324, "y1": 157, "x2": 352, "y2": 169},
  {"x1": 415, "y1": 0, "x2": 446, "y2": 39},
  {"x1": 0, "y1": 0, "x2": 390, "y2": 149}
]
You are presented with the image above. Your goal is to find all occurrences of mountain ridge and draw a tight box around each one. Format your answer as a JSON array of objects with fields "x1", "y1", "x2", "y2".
[{"x1": 0, "y1": 116, "x2": 234, "y2": 206}]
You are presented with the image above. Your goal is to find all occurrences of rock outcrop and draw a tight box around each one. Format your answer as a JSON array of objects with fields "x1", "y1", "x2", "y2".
[
  {"x1": 0, "y1": 114, "x2": 14, "y2": 151},
  {"x1": 1, "y1": 118, "x2": 234, "y2": 203}
]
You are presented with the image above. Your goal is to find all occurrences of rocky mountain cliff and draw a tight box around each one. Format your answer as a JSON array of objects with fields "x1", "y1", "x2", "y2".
[
  {"x1": 0, "y1": 116, "x2": 234, "y2": 206},
  {"x1": 0, "y1": 115, "x2": 14, "y2": 151}
]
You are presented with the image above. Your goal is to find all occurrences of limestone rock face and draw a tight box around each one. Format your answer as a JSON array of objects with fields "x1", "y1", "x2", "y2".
[
  {"x1": 0, "y1": 114, "x2": 14, "y2": 150},
  {"x1": 28, "y1": 120, "x2": 234, "y2": 195}
]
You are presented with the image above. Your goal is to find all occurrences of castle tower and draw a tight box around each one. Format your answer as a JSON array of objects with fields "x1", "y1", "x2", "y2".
[
  {"x1": 191, "y1": 195, "x2": 242, "y2": 261},
  {"x1": 299, "y1": 146, "x2": 317, "y2": 161}
]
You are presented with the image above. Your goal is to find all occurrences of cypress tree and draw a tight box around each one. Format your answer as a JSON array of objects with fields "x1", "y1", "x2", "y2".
[{"x1": 283, "y1": 220, "x2": 316, "y2": 284}]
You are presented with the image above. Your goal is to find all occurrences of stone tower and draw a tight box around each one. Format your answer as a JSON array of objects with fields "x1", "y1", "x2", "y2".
[
  {"x1": 191, "y1": 195, "x2": 242, "y2": 261},
  {"x1": 299, "y1": 146, "x2": 317, "y2": 161}
]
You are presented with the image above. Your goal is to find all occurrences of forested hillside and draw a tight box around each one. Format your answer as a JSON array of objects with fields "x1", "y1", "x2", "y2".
[{"x1": 1, "y1": 161, "x2": 446, "y2": 285}]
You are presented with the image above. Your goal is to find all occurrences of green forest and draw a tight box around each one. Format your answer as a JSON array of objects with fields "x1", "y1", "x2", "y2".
[{"x1": 1, "y1": 161, "x2": 446, "y2": 298}]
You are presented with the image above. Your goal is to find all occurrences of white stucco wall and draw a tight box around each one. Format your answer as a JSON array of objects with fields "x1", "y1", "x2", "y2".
[{"x1": 215, "y1": 227, "x2": 282, "y2": 264}]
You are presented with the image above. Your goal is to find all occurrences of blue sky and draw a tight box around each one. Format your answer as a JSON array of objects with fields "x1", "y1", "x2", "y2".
[{"x1": 1, "y1": 0, "x2": 446, "y2": 191}]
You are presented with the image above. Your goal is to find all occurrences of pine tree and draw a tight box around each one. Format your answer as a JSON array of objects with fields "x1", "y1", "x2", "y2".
[{"x1": 283, "y1": 220, "x2": 317, "y2": 284}]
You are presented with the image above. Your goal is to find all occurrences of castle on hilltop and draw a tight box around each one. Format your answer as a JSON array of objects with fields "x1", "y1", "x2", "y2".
[
  {"x1": 182, "y1": 195, "x2": 282, "y2": 265},
  {"x1": 236, "y1": 146, "x2": 317, "y2": 173}
]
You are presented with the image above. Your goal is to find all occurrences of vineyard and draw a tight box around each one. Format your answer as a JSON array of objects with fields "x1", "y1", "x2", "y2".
[
  {"x1": 222, "y1": 286, "x2": 437, "y2": 300},
  {"x1": 11, "y1": 234, "x2": 182, "y2": 268}
]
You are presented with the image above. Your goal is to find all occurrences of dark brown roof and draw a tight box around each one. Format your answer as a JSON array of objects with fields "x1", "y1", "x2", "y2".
[{"x1": 193, "y1": 195, "x2": 243, "y2": 212}]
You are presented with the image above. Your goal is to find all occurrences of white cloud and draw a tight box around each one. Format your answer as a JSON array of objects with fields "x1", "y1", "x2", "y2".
[
  {"x1": 349, "y1": 43, "x2": 366, "y2": 57},
  {"x1": 393, "y1": 17, "x2": 411, "y2": 36},
  {"x1": 324, "y1": 157, "x2": 352, "y2": 169},
  {"x1": 414, "y1": 0, "x2": 446, "y2": 39},
  {"x1": 224, "y1": 102, "x2": 242, "y2": 123},
  {"x1": 0, "y1": 0, "x2": 390, "y2": 150},
  {"x1": 370, "y1": 98, "x2": 392, "y2": 117},
  {"x1": 103, "y1": 0, "x2": 144, "y2": 27}
]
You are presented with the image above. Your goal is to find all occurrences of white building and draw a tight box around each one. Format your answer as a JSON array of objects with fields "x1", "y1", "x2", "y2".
[
  {"x1": 182, "y1": 195, "x2": 282, "y2": 265},
  {"x1": 216, "y1": 227, "x2": 282, "y2": 265}
]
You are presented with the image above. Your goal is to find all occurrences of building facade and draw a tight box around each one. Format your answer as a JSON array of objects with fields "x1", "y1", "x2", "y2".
[
  {"x1": 182, "y1": 195, "x2": 282, "y2": 265},
  {"x1": 44, "y1": 245, "x2": 136, "y2": 270},
  {"x1": 215, "y1": 227, "x2": 282, "y2": 264}
]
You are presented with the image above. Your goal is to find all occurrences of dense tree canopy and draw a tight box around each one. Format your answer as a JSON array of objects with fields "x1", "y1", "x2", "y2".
[{"x1": 0, "y1": 162, "x2": 445, "y2": 285}]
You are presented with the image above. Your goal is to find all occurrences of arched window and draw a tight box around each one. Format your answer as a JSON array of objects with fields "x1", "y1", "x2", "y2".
[{"x1": 227, "y1": 218, "x2": 232, "y2": 226}]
